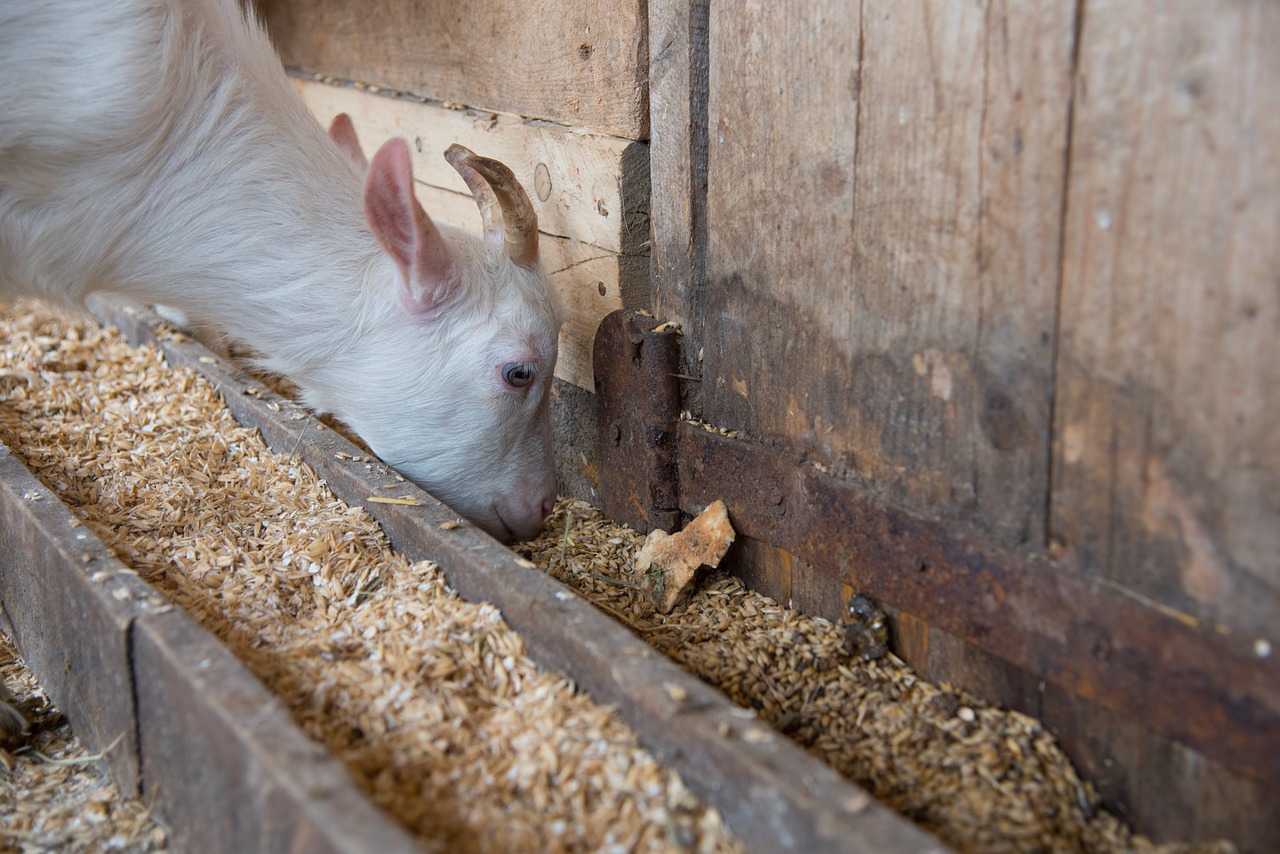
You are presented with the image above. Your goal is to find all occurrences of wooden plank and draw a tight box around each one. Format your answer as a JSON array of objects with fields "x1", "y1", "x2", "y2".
[
  {"x1": 413, "y1": 182, "x2": 643, "y2": 391},
  {"x1": 0, "y1": 442, "x2": 416, "y2": 852},
  {"x1": 291, "y1": 78, "x2": 649, "y2": 391},
  {"x1": 704, "y1": 0, "x2": 1072, "y2": 547},
  {"x1": 98, "y1": 298, "x2": 951, "y2": 854},
  {"x1": 133, "y1": 609, "x2": 420, "y2": 853},
  {"x1": 1040, "y1": 683, "x2": 1280, "y2": 852},
  {"x1": 258, "y1": 0, "x2": 649, "y2": 139},
  {"x1": 291, "y1": 78, "x2": 647, "y2": 255},
  {"x1": 0, "y1": 445, "x2": 159, "y2": 795},
  {"x1": 649, "y1": 0, "x2": 710, "y2": 402},
  {"x1": 1052, "y1": 0, "x2": 1280, "y2": 642}
]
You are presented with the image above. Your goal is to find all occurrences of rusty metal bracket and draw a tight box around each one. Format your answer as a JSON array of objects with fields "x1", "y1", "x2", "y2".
[{"x1": 594, "y1": 310, "x2": 681, "y2": 534}]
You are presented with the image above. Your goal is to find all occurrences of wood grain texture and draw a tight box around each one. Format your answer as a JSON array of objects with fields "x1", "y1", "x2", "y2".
[
  {"x1": 704, "y1": 0, "x2": 1073, "y2": 546},
  {"x1": 0, "y1": 446, "x2": 154, "y2": 795},
  {"x1": 133, "y1": 610, "x2": 421, "y2": 854},
  {"x1": 291, "y1": 79, "x2": 649, "y2": 255},
  {"x1": 1040, "y1": 683, "x2": 1279, "y2": 852},
  {"x1": 258, "y1": 0, "x2": 649, "y2": 138},
  {"x1": 0, "y1": 443, "x2": 417, "y2": 853},
  {"x1": 291, "y1": 79, "x2": 650, "y2": 391},
  {"x1": 1052, "y1": 0, "x2": 1280, "y2": 639},
  {"x1": 649, "y1": 0, "x2": 709, "y2": 405}
]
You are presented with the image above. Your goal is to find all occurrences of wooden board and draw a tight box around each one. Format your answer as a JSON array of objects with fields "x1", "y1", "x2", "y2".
[
  {"x1": 291, "y1": 79, "x2": 647, "y2": 254},
  {"x1": 291, "y1": 78, "x2": 650, "y2": 391},
  {"x1": 1040, "y1": 682, "x2": 1280, "y2": 852},
  {"x1": 0, "y1": 446, "x2": 156, "y2": 795},
  {"x1": 703, "y1": 0, "x2": 1073, "y2": 547},
  {"x1": 652, "y1": 2, "x2": 1280, "y2": 848},
  {"x1": 649, "y1": 0, "x2": 710, "y2": 406},
  {"x1": 257, "y1": 0, "x2": 649, "y2": 139},
  {"x1": 1052, "y1": 0, "x2": 1280, "y2": 641},
  {"x1": 133, "y1": 609, "x2": 420, "y2": 853}
]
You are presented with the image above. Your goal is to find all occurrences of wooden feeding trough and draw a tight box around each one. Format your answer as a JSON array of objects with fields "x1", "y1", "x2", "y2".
[
  {"x1": 2, "y1": 0, "x2": 1277, "y2": 850},
  {"x1": 0, "y1": 299, "x2": 945, "y2": 852}
]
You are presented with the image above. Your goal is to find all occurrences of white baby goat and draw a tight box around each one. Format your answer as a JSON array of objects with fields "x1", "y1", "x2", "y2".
[{"x1": 0, "y1": 0, "x2": 565, "y2": 542}]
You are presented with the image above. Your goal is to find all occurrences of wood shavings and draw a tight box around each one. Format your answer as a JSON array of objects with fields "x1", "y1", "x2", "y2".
[
  {"x1": 635, "y1": 500, "x2": 735, "y2": 613},
  {"x1": 521, "y1": 499, "x2": 1238, "y2": 854},
  {"x1": 0, "y1": 301, "x2": 739, "y2": 854}
]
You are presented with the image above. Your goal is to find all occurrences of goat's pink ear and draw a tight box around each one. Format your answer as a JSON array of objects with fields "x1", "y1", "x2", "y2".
[
  {"x1": 365, "y1": 138, "x2": 452, "y2": 313},
  {"x1": 328, "y1": 113, "x2": 368, "y2": 172}
]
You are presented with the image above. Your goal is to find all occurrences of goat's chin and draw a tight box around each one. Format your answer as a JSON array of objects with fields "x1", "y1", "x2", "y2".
[
  {"x1": 478, "y1": 509, "x2": 515, "y2": 544},
  {"x1": 493, "y1": 506, "x2": 549, "y2": 544}
]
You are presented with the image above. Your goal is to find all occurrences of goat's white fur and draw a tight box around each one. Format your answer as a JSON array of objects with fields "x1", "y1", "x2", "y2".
[{"x1": 0, "y1": 0, "x2": 564, "y2": 541}]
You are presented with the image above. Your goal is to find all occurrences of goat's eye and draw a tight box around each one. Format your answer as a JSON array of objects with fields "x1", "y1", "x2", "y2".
[{"x1": 502, "y1": 362, "x2": 536, "y2": 388}]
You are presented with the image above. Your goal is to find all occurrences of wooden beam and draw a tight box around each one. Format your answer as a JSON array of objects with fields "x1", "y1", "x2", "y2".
[
  {"x1": 649, "y1": 0, "x2": 709, "y2": 400},
  {"x1": 0, "y1": 442, "x2": 420, "y2": 853},
  {"x1": 674, "y1": 422, "x2": 1280, "y2": 791},
  {"x1": 258, "y1": 0, "x2": 650, "y2": 139}
]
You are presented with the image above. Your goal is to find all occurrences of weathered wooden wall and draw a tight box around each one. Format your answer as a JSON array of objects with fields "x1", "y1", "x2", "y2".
[
  {"x1": 1054, "y1": 0, "x2": 1280, "y2": 641},
  {"x1": 653, "y1": 0, "x2": 1278, "y2": 849}
]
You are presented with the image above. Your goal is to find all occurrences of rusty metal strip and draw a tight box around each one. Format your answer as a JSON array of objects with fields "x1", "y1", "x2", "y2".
[
  {"x1": 93, "y1": 299, "x2": 950, "y2": 853},
  {"x1": 676, "y1": 422, "x2": 1280, "y2": 788},
  {"x1": 594, "y1": 309, "x2": 681, "y2": 534}
]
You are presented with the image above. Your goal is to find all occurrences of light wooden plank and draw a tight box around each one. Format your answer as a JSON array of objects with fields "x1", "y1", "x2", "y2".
[
  {"x1": 259, "y1": 0, "x2": 649, "y2": 139},
  {"x1": 413, "y1": 184, "x2": 635, "y2": 391},
  {"x1": 703, "y1": 1, "x2": 1072, "y2": 545},
  {"x1": 1052, "y1": 0, "x2": 1280, "y2": 640},
  {"x1": 292, "y1": 78, "x2": 647, "y2": 254}
]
